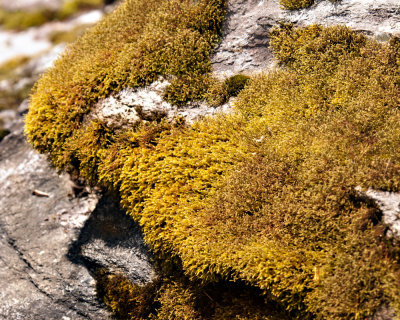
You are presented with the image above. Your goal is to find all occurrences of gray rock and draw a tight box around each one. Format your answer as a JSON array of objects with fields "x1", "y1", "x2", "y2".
[
  {"x1": 356, "y1": 186, "x2": 400, "y2": 239},
  {"x1": 90, "y1": 79, "x2": 233, "y2": 129},
  {"x1": 212, "y1": 0, "x2": 400, "y2": 76},
  {"x1": 0, "y1": 121, "x2": 156, "y2": 319},
  {"x1": 71, "y1": 196, "x2": 157, "y2": 285},
  {"x1": 371, "y1": 305, "x2": 397, "y2": 320}
]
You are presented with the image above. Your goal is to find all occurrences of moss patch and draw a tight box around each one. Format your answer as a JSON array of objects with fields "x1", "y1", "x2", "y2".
[
  {"x1": 0, "y1": 0, "x2": 105, "y2": 30},
  {"x1": 26, "y1": 2, "x2": 400, "y2": 319}
]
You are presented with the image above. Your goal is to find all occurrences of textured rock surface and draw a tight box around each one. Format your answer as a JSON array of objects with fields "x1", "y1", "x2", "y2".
[
  {"x1": 70, "y1": 196, "x2": 157, "y2": 285},
  {"x1": 356, "y1": 187, "x2": 400, "y2": 239},
  {"x1": 212, "y1": 0, "x2": 400, "y2": 75},
  {"x1": 90, "y1": 79, "x2": 233, "y2": 129},
  {"x1": 0, "y1": 119, "x2": 155, "y2": 319}
]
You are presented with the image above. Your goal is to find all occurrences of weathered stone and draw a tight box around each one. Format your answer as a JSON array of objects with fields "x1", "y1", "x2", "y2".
[
  {"x1": 356, "y1": 186, "x2": 400, "y2": 239},
  {"x1": 212, "y1": 0, "x2": 400, "y2": 76},
  {"x1": 0, "y1": 120, "x2": 155, "y2": 319},
  {"x1": 89, "y1": 79, "x2": 233, "y2": 129}
]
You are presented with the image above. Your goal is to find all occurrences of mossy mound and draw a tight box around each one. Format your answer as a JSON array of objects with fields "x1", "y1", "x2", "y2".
[{"x1": 26, "y1": 1, "x2": 400, "y2": 318}]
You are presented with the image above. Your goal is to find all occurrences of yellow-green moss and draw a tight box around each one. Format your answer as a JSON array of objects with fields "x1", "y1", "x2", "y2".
[
  {"x1": 0, "y1": 0, "x2": 105, "y2": 30},
  {"x1": 26, "y1": 0, "x2": 226, "y2": 169},
  {"x1": 49, "y1": 24, "x2": 93, "y2": 44},
  {"x1": 26, "y1": 3, "x2": 400, "y2": 318},
  {"x1": 0, "y1": 8, "x2": 55, "y2": 29},
  {"x1": 57, "y1": 0, "x2": 104, "y2": 20},
  {"x1": 95, "y1": 270, "x2": 159, "y2": 319},
  {"x1": 279, "y1": 0, "x2": 313, "y2": 10}
]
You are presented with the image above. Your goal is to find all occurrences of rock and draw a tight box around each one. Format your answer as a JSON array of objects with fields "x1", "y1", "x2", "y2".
[
  {"x1": 371, "y1": 305, "x2": 397, "y2": 320},
  {"x1": 356, "y1": 186, "x2": 400, "y2": 239},
  {"x1": 90, "y1": 79, "x2": 233, "y2": 129},
  {"x1": 0, "y1": 121, "x2": 155, "y2": 319},
  {"x1": 212, "y1": 0, "x2": 400, "y2": 76},
  {"x1": 212, "y1": 0, "x2": 280, "y2": 76},
  {"x1": 70, "y1": 196, "x2": 157, "y2": 285},
  {"x1": 0, "y1": 109, "x2": 18, "y2": 130}
]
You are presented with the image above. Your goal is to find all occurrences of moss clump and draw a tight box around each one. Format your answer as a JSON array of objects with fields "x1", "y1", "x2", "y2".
[
  {"x1": 225, "y1": 74, "x2": 250, "y2": 97},
  {"x1": 0, "y1": 57, "x2": 34, "y2": 111},
  {"x1": 26, "y1": 0, "x2": 226, "y2": 169},
  {"x1": 0, "y1": 0, "x2": 105, "y2": 30},
  {"x1": 279, "y1": 0, "x2": 313, "y2": 10},
  {"x1": 49, "y1": 24, "x2": 93, "y2": 44},
  {"x1": 95, "y1": 270, "x2": 159, "y2": 319},
  {"x1": 57, "y1": 0, "x2": 104, "y2": 20},
  {"x1": 96, "y1": 269, "x2": 289, "y2": 320},
  {"x1": 0, "y1": 8, "x2": 55, "y2": 30},
  {"x1": 26, "y1": 2, "x2": 400, "y2": 318}
]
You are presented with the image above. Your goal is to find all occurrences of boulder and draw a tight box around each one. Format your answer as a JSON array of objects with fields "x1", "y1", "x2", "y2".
[{"x1": 0, "y1": 119, "x2": 155, "y2": 319}]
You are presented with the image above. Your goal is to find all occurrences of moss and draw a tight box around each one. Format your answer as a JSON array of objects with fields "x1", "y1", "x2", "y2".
[
  {"x1": 96, "y1": 268, "x2": 290, "y2": 320},
  {"x1": 204, "y1": 77, "x2": 228, "y2": 107},
  {"x1": 0, "y1": 57, "x2": 33, "y2": 111},
  {"x1": 0, "y1": 8, "x2": 55, "y2": 30},
  {"x1": 95, "y1": 270, "x2": 159, "y2": 319},
  {"x1": 0, "y1": 56, "x2": 30, "y2": 81},
  {"x1": 26, "y1": 3, "x2": 400, "y2": 319},
  {"x1": 0, "y1": 0, "x2": 105, "y2": 30},
  {"x1": 57, "y1": 0, "x2": 105, "y2": 20},
  {"x1": 49, "y1": 24, "x2": 93, "y2": 44},
  {"x1": 279, "y1": 0, "x2": 313, "y2": 10},
  {"x1": 225, "y1": 74, "x2": 250, "y2": 97},
  {"x1": 26, "y1": 0, "x2": 226, "y2": 169}
]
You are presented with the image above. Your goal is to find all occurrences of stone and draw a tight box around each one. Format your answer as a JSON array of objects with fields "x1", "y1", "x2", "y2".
[
  {"x1": 89, "y1": 79, "x2": 233, "y2": 129},
  {"x1": 212, "y1": 0, "x2": 400, "y2": 76},
  {"x1": 356, "y1": 186, "x2": 400, "y2": 239},
  {"x1": 0, "y1": 119, "x2": 156, "y2": 319}
]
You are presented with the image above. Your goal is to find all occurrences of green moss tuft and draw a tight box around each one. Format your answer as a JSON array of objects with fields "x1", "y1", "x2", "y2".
[{"x1": 95, "y1": 270, "x2": 159, "y2": 319}]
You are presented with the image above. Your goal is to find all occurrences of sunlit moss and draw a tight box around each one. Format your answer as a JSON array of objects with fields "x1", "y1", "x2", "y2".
[
  {"x1": 279, "y1": 0, "x2": 313, "y2": 10},
  {"x1": 25, "y1": 2, "x2": 400, "y2": 318}
]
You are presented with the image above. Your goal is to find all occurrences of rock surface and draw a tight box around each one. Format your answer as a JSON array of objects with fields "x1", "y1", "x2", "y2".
[
  {"x1": 90, "y1": 79, "x2": 233, "y2": 129},
  {"x1": 212, "y1": 0, "x2": 400, "y2": 75},
  {"x1": 0, "y1": 119, "x2": 155, "y2": 319},
  {"x1": 356, "y1": 187, "x2": 400, "y2": 239}
]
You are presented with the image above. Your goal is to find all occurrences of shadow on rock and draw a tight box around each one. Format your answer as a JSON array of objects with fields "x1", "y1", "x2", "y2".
[{"x1": 67, "y1": 195, "x2": 157, "y2": 286}]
